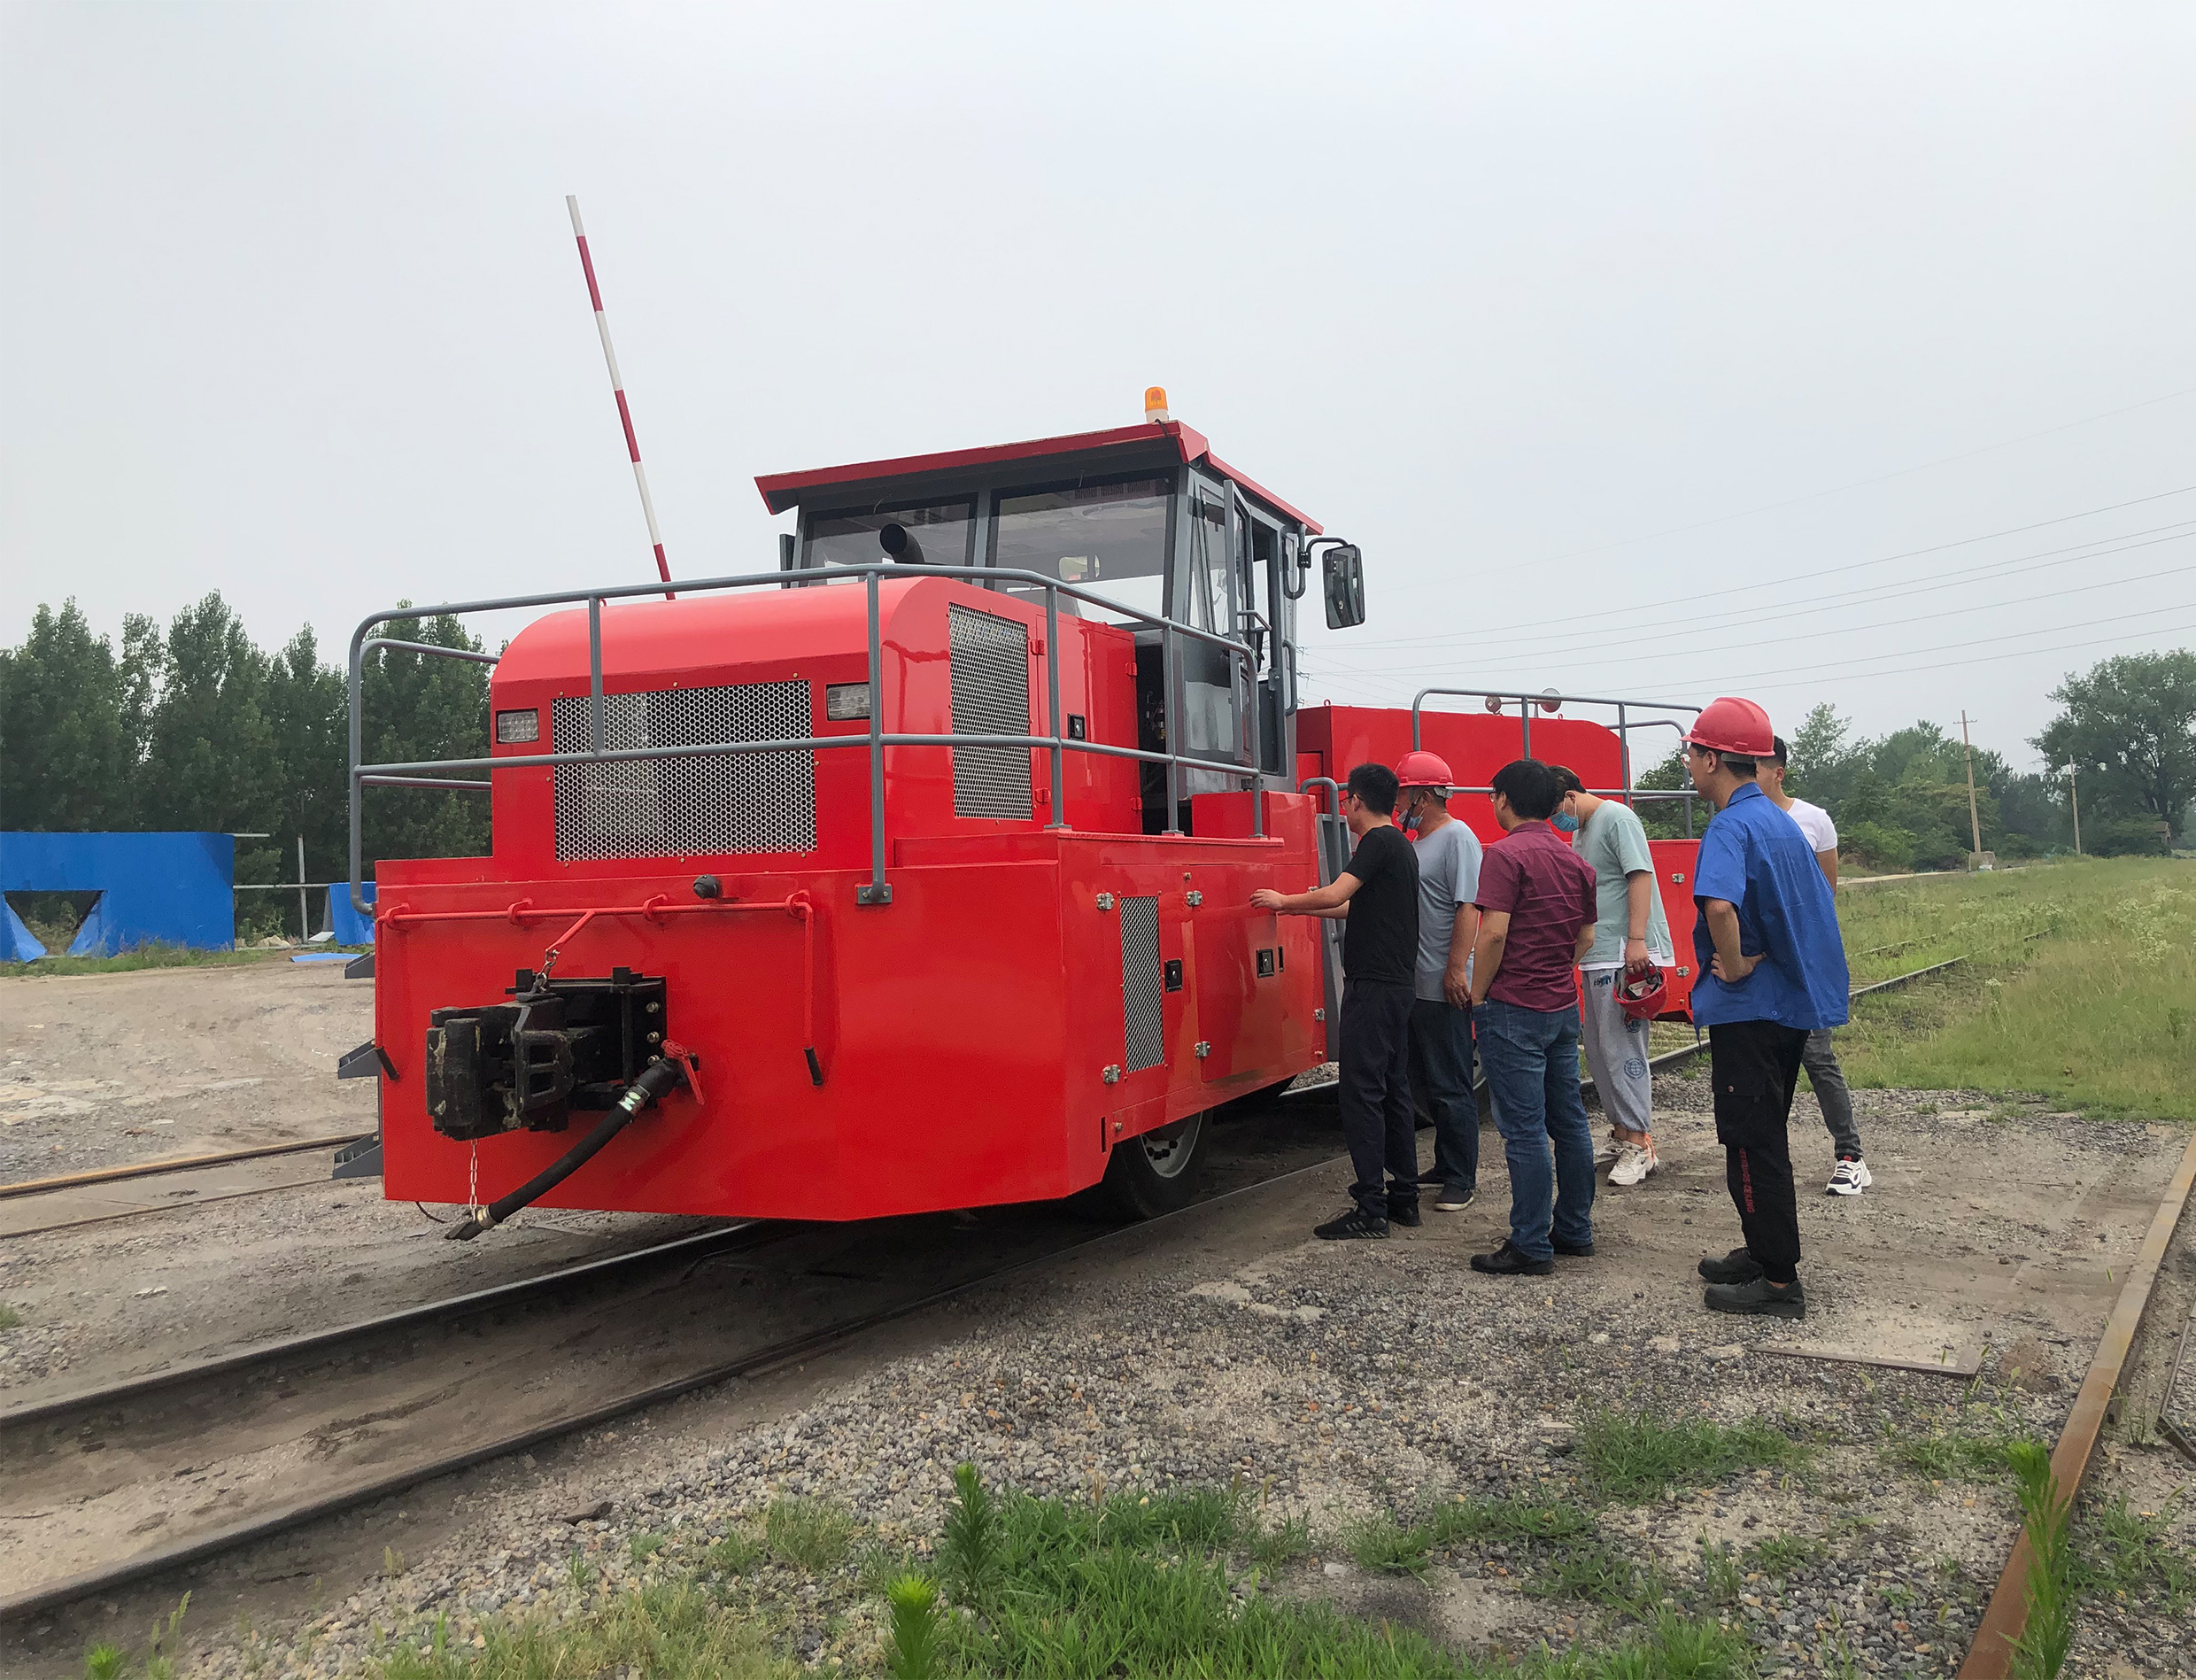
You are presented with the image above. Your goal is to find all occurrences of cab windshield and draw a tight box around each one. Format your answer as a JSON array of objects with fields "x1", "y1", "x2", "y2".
[{"x1": 990, "y1": 476, "x2": 1171, "y2": 626}]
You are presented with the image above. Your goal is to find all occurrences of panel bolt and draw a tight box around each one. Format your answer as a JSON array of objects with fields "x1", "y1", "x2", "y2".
[
  {"x1": 1102, "y1": 1065, "x2": 1124, "y2": 1084},
  {"x1": 647, "y1": 1032, "x2": 661, "y2": 1044},
  {"x1": 1094, "y1": 892, "x2": 1116, "y2": 911},
  {"x1": 1186, "y1": 890, "x2": 1204, "y2": 908},
  {"x1": 1313, "y1": 1008, "x2": 1326, "y2": 1022},
  {"x1": 1194, "y1": 1041, "x2": 1211, "y2": 1058}
]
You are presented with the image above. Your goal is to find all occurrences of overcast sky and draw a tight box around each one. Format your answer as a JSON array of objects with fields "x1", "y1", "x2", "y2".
[{"x1": 5, "y1": 4, "x2": 2192, "y2": 770}]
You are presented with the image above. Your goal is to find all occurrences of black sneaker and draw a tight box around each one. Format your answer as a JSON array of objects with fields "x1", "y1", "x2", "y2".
[
  {"x1": 1697, "y1": 1248, "x2": 1765, "y2": 1285},
  {"x1": 1413, "y1": 1167, "x2": 1448, "y2": 1187},
  {"x1": 1387, "y1": 1199, "x2": 1422, "y2": 1228},
  {"x1": 1433, "y1": 1184, "x2": 1476, "y2": 1212},
  {"x1": 1552, "y1": 1238, "x2": 1595, "y2": 1258},
  {"x1": 1704, "y1": 1276, "x2": 1806, "y2": 1319},
  {"x1": 1470, "y1": 1240, "x2": 1554, "y2": 1277},
  {"x1": 1316, "y1": 1207, "x2": 1389, "y2": 1241}
]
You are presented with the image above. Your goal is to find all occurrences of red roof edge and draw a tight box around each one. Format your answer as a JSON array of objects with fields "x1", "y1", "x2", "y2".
[{"x1": 753, "y1": 418, "x2": 1321, "y2": 533}]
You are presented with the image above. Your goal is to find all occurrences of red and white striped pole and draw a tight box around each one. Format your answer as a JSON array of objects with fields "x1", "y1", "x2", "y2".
[{"x1": 567, "y1": 194, "x2": 673, "y2": 594}]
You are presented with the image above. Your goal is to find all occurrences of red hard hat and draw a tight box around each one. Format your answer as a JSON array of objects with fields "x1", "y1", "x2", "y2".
[
  {"x1": 1395, "y1": 749, "x2": 1454, "y2": 790},
  {"x1": 1616, "y1": 962, "x2": 1668, "y2": 1022},
  {"x1": 1683, "y1": 696, "x2": 1775, "y2": 758}
]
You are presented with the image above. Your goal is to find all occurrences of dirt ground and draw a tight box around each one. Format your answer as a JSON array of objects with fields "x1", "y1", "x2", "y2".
[
  {"x1": 1, "y1": 965, "x2": 2192, "y2": 1677},
  {"x1": 0, "y1": 959, "x2": 378, "y2": 1184}
]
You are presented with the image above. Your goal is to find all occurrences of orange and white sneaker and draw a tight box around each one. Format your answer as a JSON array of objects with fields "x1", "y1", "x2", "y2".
[{"x1": 1608, "y1": 1140, "x2": 1660, "y2": 1186}]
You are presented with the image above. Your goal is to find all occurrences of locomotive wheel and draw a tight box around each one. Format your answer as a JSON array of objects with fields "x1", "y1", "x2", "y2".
[{"x1": 1100, "y1": 1110, "x2": 1207, "y2": 1220}]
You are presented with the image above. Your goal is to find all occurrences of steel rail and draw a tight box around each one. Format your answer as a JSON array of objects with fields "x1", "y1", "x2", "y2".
[
  {"x1": 0, "y1": 1134, "x2": 370, "y2": 1201},
  {"x1": 0, "y1": 1137, "x2": 1352, "y2": 1625},
  {"x1": 0, "y1": 1222, "x2": 770, "y2": 1431},
  {"x1": 1958, "y1": 1129, "x2": 2196, "y2": 1676}
]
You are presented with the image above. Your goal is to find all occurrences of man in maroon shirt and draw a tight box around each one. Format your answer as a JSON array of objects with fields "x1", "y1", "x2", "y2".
[{"x1": 1467, "y1": 759, "x2": 1601, "y2": 1277}]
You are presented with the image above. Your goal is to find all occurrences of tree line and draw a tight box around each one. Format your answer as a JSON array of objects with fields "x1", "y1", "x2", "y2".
[
  {"x1": 4, "y1": 596, "x2": 2192, "y2": 939},
  {"x1": 1, "y1": 594, "x2": 491, "y2": 937},
  {"x1": 1636, "y1": 650, "x2": 2196, "y2": 867}
]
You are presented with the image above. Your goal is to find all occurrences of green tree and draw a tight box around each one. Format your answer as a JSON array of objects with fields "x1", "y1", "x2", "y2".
[
  {"x1": 2033, "y1": 650, "x2": 2196, "y2": 848},
  {"x1": 358, "y1": 611, "x2": 493, "y2": 876},
  {"x1": 0, "y1": 600, "x2": 138, "y2": 829}
]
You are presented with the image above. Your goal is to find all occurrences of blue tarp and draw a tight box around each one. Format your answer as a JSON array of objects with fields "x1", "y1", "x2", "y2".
[
  {"x1": 0, "y1": 832, "x2": 236, "y2": 956},
  {"x1": 2, "y1": 900, "x2": 45, "y2": 963},
  {"x1": 329, "y1": 881, "x2": 377, "y2": 946}
]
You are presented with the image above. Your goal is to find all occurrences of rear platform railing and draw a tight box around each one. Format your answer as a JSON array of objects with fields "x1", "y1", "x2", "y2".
[{"x1": 348, "y1": 563, "x2": 1274, "y2": 916}]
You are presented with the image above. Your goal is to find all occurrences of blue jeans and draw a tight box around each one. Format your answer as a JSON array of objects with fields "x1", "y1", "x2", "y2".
[
  {"x1": 1473, "y1": 998, "x2": 1595, "y2": 1261},
  {"x1": 1408, "y1": 998, "x2": 1477, "y2": 1196}
]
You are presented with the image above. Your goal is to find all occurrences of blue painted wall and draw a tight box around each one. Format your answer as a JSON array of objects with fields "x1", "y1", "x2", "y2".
[{"x1": 0, "y1": 832, "x2": 236, "y2": 955}]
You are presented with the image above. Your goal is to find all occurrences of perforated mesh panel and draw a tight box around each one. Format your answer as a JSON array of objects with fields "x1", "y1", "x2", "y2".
[
  {"x1": 551, "y1": 683, "x2": 816, "y2": 861},
  {"x1": 1119, "y1": 895, "x2": 1164, "y2": 1072},
  {"x1": 948, "y1": 606, "x2": 1032, "y2": 819}
]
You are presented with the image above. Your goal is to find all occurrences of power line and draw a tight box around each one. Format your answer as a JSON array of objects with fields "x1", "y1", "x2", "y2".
[
  {"x1": 1310, "y1": 552, "x2": 2196, "y2": 691},
  {"x1": 1324, "y1": 480, "x2": 2196, "y2": 648},
  {"x1": 1514, "y1": 384, "x2": 2196, "y2": 569},
  {"x1": 1338, "y1": 520, "x2": 2196, "y2": 659}
]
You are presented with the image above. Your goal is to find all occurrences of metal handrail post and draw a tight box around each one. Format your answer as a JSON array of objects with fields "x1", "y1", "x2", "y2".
[
  {"x1": 347, "y1": 633, "x2": 367, "y2": 914},
  {"x1": 1161, "y1": 620, "x2": 1182, "y2": 834},
  {"x1": 1617, "y1": 701, "x2": 1630, "y2": 803},
  {"x1": 1520, "y1": 695, "x2": 1531, "y2": 761},
  {"x1": 859, "y1": 572, "x2": 890, "y2": 905},
  {"x1": 587, "y1": 598, "x2": 606, "y2": 754},
  {"x1": 1247, "y1": 650, "x2": 1264, "y2": 839},
  {"x1": 1043, "y1": 585, "x2": 1066, "y2": 831}
]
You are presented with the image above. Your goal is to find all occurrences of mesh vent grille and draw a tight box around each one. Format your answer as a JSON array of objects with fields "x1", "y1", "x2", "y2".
[
  {"x1": 948, "y1": 606, "x2": 1032, "y2": 819},
  {"x1": 1119, "y1": 895, "x2": 1164, "y2": 1072},
  {"x1": 550, "y1": 683, "x2": 816, "y2": 862}
]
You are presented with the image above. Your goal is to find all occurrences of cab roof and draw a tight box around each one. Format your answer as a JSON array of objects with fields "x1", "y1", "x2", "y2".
[{"x1": 754, "y1": 418, "x2": 1321, "y2": 534}]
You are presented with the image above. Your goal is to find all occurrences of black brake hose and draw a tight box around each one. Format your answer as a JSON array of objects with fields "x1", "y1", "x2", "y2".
[{"x1": 445, "y1": 1059, "x2": 687, "y2": 1242}]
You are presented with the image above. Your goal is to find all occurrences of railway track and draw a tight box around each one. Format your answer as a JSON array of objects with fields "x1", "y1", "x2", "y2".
[{"x1": 0, "y1": 953, "x2": 1989, "y2": 1629}]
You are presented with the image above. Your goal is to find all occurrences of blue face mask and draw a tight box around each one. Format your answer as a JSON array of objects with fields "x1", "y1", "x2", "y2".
[{"x1": 1550, "y1": 810, "x2": 1581, "y2": 833}]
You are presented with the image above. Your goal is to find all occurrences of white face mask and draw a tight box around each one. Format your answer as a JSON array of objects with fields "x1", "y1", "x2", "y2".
[{"x1": 1398, "y1": 795, "x2": 1422, "y2": 833}]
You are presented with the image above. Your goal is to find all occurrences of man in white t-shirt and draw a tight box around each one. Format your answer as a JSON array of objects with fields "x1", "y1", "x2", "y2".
[
  {"x1": 1763, "y1": 737, "x2": 1870, "y2": 1196},
  {"x1": 1395, "y1": 751, "x2": 1483, "y2": 1213},
  {"x1": 1552, "y1": 766, "x2": 1674, "y2": 1187}
]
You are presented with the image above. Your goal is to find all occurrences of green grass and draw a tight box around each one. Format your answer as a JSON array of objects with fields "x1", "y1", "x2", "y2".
[
  {"x1": 2074, "y1": 1494, "x2": 2196, "y2": 1612},
  {"x1": 1887, "y1": 1424, "x2": 2041, "y2": 1483},
  {"x1": 0, "y1": 942, "x2": 282, "y2": 979},
  {"x1": 1834, "y1": 857, "x2": 2196, "y2": 1118},
  {"x1": 762, "y1": 1497, "x2": 855, "y2": 1573},
  {"x1": 1740, "y1": 1534, "x2": 1823, "y2": 1578},
  {"x1": 1574, "y1": 1410, "x2": 1806, "y2": 1500},
  {"x1": 344, "y1": 1472, "x2": 1761, "y2": 1680},
  {"x1": 1349, "y1": 1497, "x2": 1596, "y2": 1575},
  {"x1": 0, "y1": 1305, "x2": 21, "y2": 1331}
]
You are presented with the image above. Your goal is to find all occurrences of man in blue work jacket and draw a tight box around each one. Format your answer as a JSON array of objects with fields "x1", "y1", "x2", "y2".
[{"x1": 1682, "y1": 697, "x2": 1850, "y2": 1320}]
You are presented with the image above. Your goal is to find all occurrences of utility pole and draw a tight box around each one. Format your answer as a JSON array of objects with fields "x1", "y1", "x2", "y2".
[
  {"x1": 2066, "y1": 760, "x2": 2083, "y2": 855},
  {"x1": 1959, "y1": 710, "x2": 1985, "y2": 868}
]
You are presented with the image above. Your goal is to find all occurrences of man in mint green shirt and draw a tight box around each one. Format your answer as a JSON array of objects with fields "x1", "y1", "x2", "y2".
[{"x1": 1552, "y1": 767, "x2": 1673, "y2": 1187}]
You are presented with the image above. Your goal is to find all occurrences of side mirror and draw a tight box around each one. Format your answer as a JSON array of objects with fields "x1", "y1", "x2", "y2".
[{"x1": 1322, "y1": 543, "x2": 1365, "y2": 630}]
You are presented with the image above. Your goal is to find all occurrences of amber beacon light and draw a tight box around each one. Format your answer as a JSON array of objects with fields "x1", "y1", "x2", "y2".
[{"x1": 1144, "y1": 386, "x2": 1170, "y2": 423}]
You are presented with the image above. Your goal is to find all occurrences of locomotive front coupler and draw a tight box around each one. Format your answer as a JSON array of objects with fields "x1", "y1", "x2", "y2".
[
  {"x1": 444, "y1": 1052, "x2": 695, "y2": 1242},
  {"x1": 424, "y1": 966, "x2": 672, "y2": 1142}
]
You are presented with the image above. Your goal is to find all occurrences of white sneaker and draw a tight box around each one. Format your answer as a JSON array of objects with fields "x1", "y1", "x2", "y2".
[
  {"x1": 1594, "y1": 1132, "x2": 1621, "y2": 1167},
  {"x1": 1608, "y1": 1140, "x2": 1659, "y2": 1186},
  {"x1": 1826, "y1": 1157, "x2": 1872, "y2": 1196}
]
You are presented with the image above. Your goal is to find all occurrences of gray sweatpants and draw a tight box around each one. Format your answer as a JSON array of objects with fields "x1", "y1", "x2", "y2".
[
  {"x1": 1579, "y1": 967, "x2": 1655, "y2": 1136},
  {"x1": 1804, "y1": 1028, "x2": 1863, "y2": 1158}
]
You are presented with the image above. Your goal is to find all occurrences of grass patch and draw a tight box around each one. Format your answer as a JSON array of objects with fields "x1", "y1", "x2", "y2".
[
  {"x1": 2074, "y1": 1494, "x2": 2196, "y2": 1612},
  {"x1": 0, "y1": 942, "x2": 280, "y2": 979},
  {"x1": 1241, "y1": 1512, "x2": 1312, "y2": 1568},
  {"x1": 762, "y1": 1497, "x2": 855, "y2": 1573},
  {"x1": 1742, "y1": 1534, "x2": 1824, "y2": 1578},
  {"x1": 1835, "y1": 857, "x2": 2196, "y2": 1118},
  {"x1": 1575, "y1": 1410, "x2": 1806, "y2": 1500},
  {"x1": 1889, "y1": 1425, "x2": 2040, "y2": 1483},
  {"x1": 0, "y1": 1305, "x2": 21, "y2": 1331},
  {"x1": 375, "y1": 1581, "x2": 794, "y2": 1679},
  {"x1": 1349, "y1": 1497, "x2": 1596, "y2": 1575},
  {"x1": 339, "y1": 1471, "x2": 1760, "y2": 1680}
]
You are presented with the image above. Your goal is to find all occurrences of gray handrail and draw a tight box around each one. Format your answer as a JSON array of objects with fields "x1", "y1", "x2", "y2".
[{"x1": 349, "y1": 561, "x2": 1273, "y2": 915}]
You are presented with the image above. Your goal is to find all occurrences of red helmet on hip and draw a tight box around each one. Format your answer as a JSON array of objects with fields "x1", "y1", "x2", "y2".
[
  {"x1": 1395, "y1": 750, "x2": 1454, "y2": 790},
  {"x1": 1683, "y1": 696, "x2": 1774, "y2": 758},
  {"x1": 1616, "y1": 962, "x2": 1668, "y2": 1022}
]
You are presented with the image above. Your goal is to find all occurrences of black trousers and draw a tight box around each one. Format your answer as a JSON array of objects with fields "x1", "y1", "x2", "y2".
[
  {"x1": 1339, "y1": 979, "x2": 1418, "y2": 1219},
  {"x1": 1709, "y1": 1020, "x2": 1808, "y2": 1284}
]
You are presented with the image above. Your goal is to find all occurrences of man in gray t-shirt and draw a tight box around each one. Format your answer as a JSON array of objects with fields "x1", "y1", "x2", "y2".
[
  {"x1": 1552, "y1": 766, "x2": 1673, "y2": 1188},
  {"x1": 1396, "y1": 751, "x2": 1483, "y2": 1211}
]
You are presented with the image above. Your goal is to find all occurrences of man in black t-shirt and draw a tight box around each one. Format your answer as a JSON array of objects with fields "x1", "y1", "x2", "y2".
[{"x1": 1252, "y1": 762, "x2": 1421, "y2": 1238}]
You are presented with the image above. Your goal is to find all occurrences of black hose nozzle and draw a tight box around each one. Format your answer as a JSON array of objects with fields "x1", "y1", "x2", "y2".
[{"x1": 445, "y1": 1057, "x2": 689, "y2": 1241}]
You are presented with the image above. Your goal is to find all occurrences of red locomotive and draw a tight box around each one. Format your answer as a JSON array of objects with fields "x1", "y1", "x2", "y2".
[{"x1": 346, "y1": 406, "x2": 1700, "y2": 1232}]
